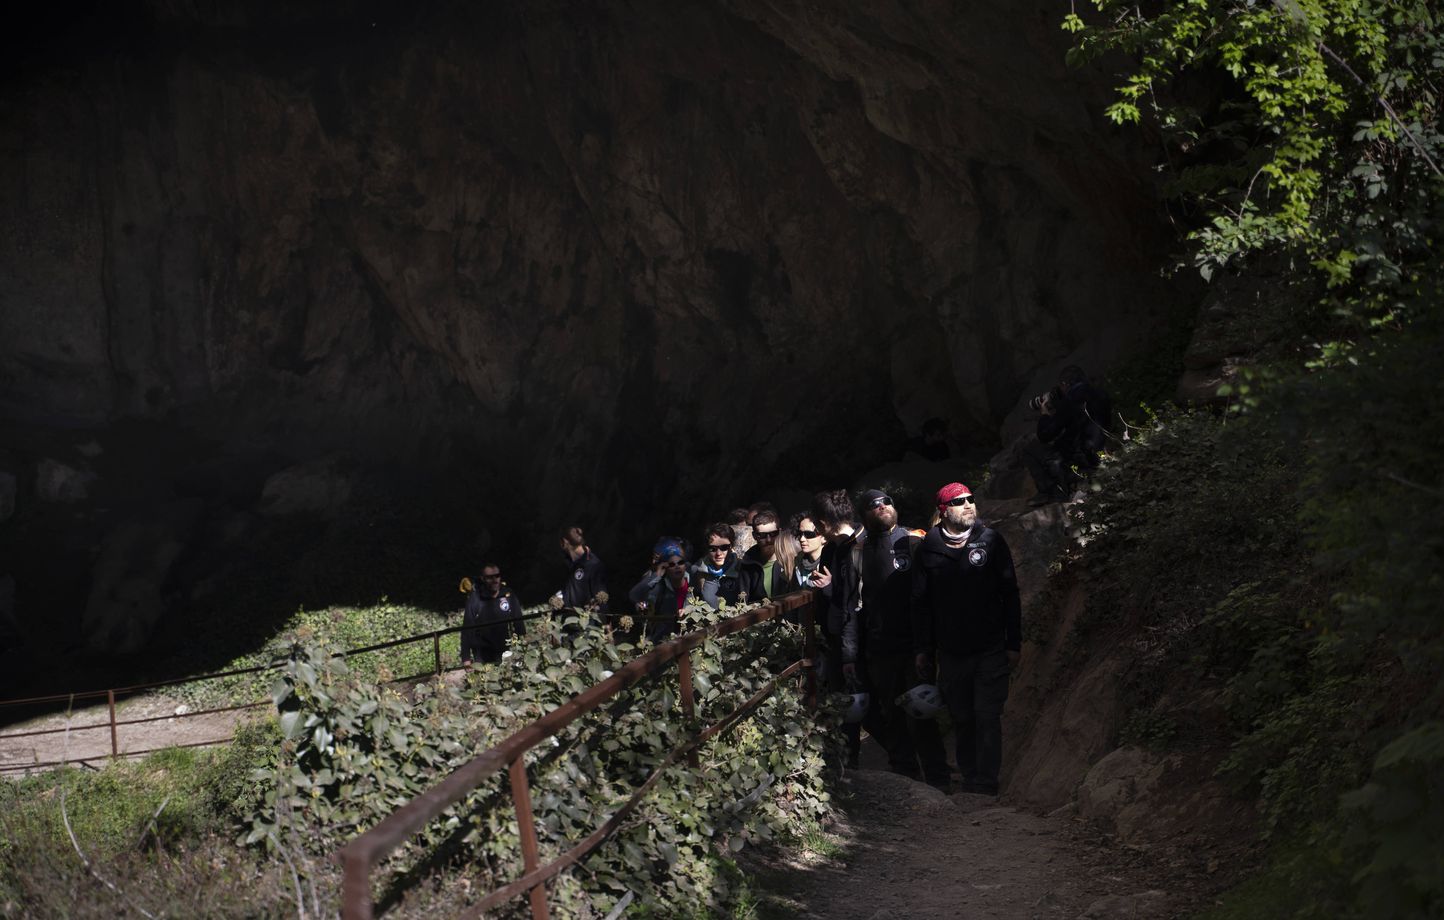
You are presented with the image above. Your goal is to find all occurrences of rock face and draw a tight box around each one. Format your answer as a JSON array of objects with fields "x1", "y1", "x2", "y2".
[{"x1": 0, "y1": 1, "x2": 1182, "y2": 670}]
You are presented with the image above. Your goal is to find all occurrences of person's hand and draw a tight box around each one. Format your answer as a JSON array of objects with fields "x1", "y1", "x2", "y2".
[
  {"x1": 915, "y1": 652, "x2": 933, "y2": 680},
  {"x1": 1007, "y1": 650, "x2": 1021, "y2": 671},
  {"x1": 549, "y1": 594, "x2": 565, "y2": 610},
  {"x1": 811, "y1": 565, "x2": 832, "y2": 589}
]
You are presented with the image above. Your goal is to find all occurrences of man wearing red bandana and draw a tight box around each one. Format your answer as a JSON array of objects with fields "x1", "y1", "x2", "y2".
[{"x1": 910, "y1": 482, "x2": 1022, "y2": 795}]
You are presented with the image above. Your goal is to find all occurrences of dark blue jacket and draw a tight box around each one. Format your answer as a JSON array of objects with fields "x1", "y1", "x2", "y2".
[
  {"x1": 462, "y1": 585, "x2": 525, "y2": 663},
  {"x1": 561, "y1": 550, "x2": 608, "y2": 620},
  {"x1": 911, "y1": 524, "x2": 1022, "y2": 655}
]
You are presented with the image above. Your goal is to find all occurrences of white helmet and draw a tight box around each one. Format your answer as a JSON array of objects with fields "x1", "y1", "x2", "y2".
[
  {"x1": 842, "y1": 692, "x2": 871, "y2": 724},
  {"x1": 896, "y1": 684, "x2": 943, "y2": 720}
]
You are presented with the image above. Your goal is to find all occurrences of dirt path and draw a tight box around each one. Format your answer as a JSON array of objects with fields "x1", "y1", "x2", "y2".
[
  {"x1": 752, "y1": 768, "x2": 1171, "y2": 920},
  {"x1": 0, "y1": 694, "x2": 252, "y2": 773}
]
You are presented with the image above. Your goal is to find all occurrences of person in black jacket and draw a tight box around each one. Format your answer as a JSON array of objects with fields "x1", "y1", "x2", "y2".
[
  {"x1": 857, "y1": 489, "x2": 949, "y2": 787},
  {"x1": 691, "y1": 522, "x2": 763, "y2": 609},
  {"x1": 911, "y1": 482, "x2": 1022, "y2": 795},
  {"x1": 1022, "y1": 365, "x2": 1112, "y2": 505},
  {"x1": 812, "y1": 489, "x2": 865, "y2": 768},
  {"x1": 556, "y1": 524, "x2": 608, "y2": 629},
  {"x1": 460, "y1": 563, "x2": 526, "y2": 664}
]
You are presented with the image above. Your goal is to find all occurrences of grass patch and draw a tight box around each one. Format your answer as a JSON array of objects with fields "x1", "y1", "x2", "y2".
[
  {"x1": 0, "y1": 718, "x2": 288, "y2": 918},
  {"x1": 167, "y1": 600, "x2": 472, "y2": 708}
]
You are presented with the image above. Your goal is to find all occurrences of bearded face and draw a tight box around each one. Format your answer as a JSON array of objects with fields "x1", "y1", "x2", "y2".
[{"x1": 942, "y1": 501, "x2": 976, "y2": 530}]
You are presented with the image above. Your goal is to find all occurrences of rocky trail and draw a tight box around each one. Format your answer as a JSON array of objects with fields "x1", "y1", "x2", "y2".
[{"x1": 749, "y1": 766, "x2": 1175, "y2": 920}]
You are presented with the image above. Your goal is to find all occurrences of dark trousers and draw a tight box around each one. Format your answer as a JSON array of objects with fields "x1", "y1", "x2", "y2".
[
  {"x1": 866, "y1": 650, "x2": 948, "y2": 782},
  {"x1": 1021, "y1": 436, "x2": 1070, "y2": 493},
  {"x1": 822, "y1": 637, "x2": 863, "y2": 762},
  {"x1": 938, "y1": 647, "x2": 1010, "y2": 792}
]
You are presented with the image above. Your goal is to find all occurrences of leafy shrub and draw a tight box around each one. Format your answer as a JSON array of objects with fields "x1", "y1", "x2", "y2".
[
  {"x1": 248, "y1": 600, "x2": 832, "y2": 917},
  {"x1": 169, "y1": 601, "x2": 487, "y2": 709}
]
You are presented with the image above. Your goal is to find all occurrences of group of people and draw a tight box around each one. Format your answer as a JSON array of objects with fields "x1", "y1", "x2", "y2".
[{"x1": 458, "y1": 481, "x2": 1022, "y2": 796}]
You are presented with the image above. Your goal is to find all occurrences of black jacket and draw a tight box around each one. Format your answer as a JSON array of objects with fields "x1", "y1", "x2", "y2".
[
  {"x1": 819, "y1": 530, "x2": 863, "y2": 664},
  {"x1": 690, "y1": 553, "x2": 763, "y2": 610},
  {"x1": 911, "y1": 524, "x2": 1022, "y2": 655},
  {"x1": 461, "y1": 585, "x2": 526, "y2": 663},
  {"x1": 560, "y1": 550, "x2": 608, "y2": 618},
  {"x1": 742, "y1": 546, "x2": 786, "y2": 599},
  {"x1": 858, "y1": 526, "x2": 920, "y2": 656}
]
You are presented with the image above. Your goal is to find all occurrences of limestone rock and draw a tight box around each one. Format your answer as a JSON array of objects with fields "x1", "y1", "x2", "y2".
[
  {"x1": 34, "y1": 459, "x2": 95, "y2": 504},
  {"x1": 1077, "y1": 890, "x2": 1169, "y2": 919},
  {"x1": 0, "y1": 0, "x2": 1180, "y2": 565},
  {"x1": 0, "y1": 470, "x2": 16, "y2": 522},
  {"x1": 1077, "y1": 746, "x2": 1168, "y2": 830},
  {"x1": 259, "y1": 459, "x2": 352, "y2": 518},
  {"x1": 81, "y1": 500, "x2": 205, "y2": 655}
]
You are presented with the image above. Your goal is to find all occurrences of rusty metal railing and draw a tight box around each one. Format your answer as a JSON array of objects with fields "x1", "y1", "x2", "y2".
[
  {"x1": 337, "y1": 590, "x2": 820, "y2": 920},
  {"x1": 0, "y1": 609, "x2": 557, "y2": 772}
]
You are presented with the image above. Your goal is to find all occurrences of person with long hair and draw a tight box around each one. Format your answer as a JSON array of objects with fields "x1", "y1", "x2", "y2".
[{"x1": 788, "y1": 511, "x2": 832, "y2": 591}]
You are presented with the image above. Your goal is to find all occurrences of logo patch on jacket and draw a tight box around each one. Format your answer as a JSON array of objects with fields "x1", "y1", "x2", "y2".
[
  {"x1": 892, "y1": 555, "x2": 911, "y2": 572},
  {"x1": 968, "y1": 548, "x2": 988, "y2": 567},
  {"x1": 499, "y1": 598, "x2": 510, "y2": 612},
  {"x1": 574, "y1": 569, "x2": 585, "y2": 581}
]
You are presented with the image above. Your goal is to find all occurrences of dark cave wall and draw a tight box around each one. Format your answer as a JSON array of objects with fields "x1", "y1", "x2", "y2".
[{"x1": 0, "y1": 0, "x2": 1177, "y2": 669}]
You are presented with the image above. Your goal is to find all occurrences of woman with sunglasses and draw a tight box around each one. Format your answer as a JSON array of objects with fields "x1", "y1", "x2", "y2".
[
  {"x1": 788, "y1": 512, "x2": 833, "y2": 591},
  {"x1": 628, "y1": 540, "x2": 694, "y2": 642}
]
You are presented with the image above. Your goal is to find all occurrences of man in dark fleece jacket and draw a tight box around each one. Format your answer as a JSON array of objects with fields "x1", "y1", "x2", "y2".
[
  {"x1": 556, "y1": 524, "x2": 608, "y2": 631},
  {"x1": 911, "y1": 482, "x2": 1022, "y2": 795},
  {"x1": 460, "y1": 563, "x2": 526, "y2": 664},
  {"x1": 858, "y1": 489, "x2": 949, "y2": 787}
]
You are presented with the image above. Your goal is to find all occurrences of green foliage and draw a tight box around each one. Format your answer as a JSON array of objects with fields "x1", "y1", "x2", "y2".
[
  {"x1": 170, "y1": 600, "x2": 481, "y2": 709},
  {"x1": 1340, "y1": 722, "x2": 1444, "y2": 915},
  {"x1": 1069, "y1": 0, "x2": 1444, "y2": 287},
  {"x1": 0, "y1": 731, "x2": 301, "y2": 918},
  {"x1": 249, "y1": 602, "x2": 832, "y2": 916},
  {"x1": 1063, "y1": 4, "x2": 1443, "y2": 916}
]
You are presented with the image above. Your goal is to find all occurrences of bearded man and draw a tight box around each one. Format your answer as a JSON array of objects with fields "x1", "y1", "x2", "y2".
[{"x1": 911, "y1": 482, "x2": 1022, "y2": 795}]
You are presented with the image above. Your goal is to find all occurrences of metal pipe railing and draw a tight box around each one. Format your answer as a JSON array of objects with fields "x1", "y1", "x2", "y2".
[{"x1": 337, "y1": 590, "x2": 819, "y2": 920}]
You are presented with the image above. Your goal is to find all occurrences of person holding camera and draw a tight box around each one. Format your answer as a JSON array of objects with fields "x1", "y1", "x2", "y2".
[{"x1": 1021, "y1": 365, "x2": 1111, "y2": 506}]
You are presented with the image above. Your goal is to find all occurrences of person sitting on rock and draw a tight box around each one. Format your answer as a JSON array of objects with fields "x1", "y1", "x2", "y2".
[
  {"x1": 459, "y1": 562, "x2": 525, "y2": 664},
  {"x1": 1020, "y1": 365, "x2": 1112, "y2": 505}
]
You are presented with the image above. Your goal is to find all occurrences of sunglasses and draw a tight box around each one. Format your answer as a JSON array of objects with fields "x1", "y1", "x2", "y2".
[
  {"x1": 868, "y1": 498, "x2": 893, "y2": 509},
  {"x1": 708, "y1": 543, "x2": 732, "y2": 553},
  {"x1": 664, "y1": 559, "x2": 688, "y2": 568},
  {"x1": 943, "y1": 496, "x2": 975, "y2": 506},
  {"x1": 753, "y1": 530, "x2": 779, "y2": 541},
  {"x1": 795, "y1": 529, "x2": 821, "y2": 540},
  {"x1": 481, "y1": 573, "x2": 502, "y2": 580}
]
